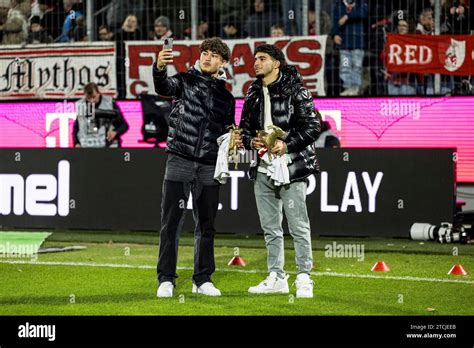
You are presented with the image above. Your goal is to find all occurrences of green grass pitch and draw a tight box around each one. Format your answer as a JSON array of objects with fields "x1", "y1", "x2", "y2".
[{"x1": 0, "y1": 231, "x2": 473, "y2": 316}]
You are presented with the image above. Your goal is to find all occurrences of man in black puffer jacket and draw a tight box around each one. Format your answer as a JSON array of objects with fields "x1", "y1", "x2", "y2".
[
  {"x1": 239, "y1": 44, "x2": 321, "y2": 299},
  {"x1": 153, "y1": 38, "x2": 235, "y2": 298}
]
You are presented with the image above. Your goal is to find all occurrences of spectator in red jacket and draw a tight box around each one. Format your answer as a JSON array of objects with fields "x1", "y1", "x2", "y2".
[{"x1": 383, "y1": 14, "x2": 418, "y2": 95}]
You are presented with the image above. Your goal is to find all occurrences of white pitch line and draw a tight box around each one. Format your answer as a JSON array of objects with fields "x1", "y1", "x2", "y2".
[
  {"x1": 312, "y1": 271, "x2": 474, "y2": 285},
  {"x1": 0, "y1": 260, "x2": 473, "y2": 285}
]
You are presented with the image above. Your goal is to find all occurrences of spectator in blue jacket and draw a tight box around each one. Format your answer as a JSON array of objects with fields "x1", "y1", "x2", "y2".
[
  {"x1": 332, "y1": 0, "x2": 368, "y2": 96},
  {"x1": 57, "y1": 0, "x2": 82, "y2": 42}
]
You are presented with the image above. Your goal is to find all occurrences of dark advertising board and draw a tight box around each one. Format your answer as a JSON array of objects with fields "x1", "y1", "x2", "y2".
[{"x1": 0, "y1": 148, "x2": 455, "y2": 237}]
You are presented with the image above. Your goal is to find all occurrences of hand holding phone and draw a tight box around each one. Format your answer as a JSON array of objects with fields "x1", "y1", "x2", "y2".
[{"x1": 156, "y1": 38, "x2": 174, "y2": 69}]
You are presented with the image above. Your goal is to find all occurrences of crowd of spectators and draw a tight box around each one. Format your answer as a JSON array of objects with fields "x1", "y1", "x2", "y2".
[{"x1": 0, "y1": 0, "x2": 472, "y2": 96}]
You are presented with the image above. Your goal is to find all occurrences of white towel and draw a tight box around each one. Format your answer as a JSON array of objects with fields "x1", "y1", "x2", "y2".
[
  {"x1": 214, "y1": 133, "x2": 245, "y2": 184},
  {"x1": 259, "y1": 150, "x2": 291, "y2": 186}
]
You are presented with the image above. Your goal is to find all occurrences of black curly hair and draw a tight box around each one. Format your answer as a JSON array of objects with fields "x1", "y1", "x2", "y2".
[
  {"x1": 200, "y1": 37, "x2": 231, "y2": 62},
  {"x1": 255, "y1": 44, "x2": 286, "y2": 67}
]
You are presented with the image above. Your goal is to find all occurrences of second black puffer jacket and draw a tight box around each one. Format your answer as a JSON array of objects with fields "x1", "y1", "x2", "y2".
[
  {"x1": 239, "y1": 65, "x2": 322, "y2": 182},
  {"x1": 153, "y1": 61, "x2": 235, "y2": 164}
]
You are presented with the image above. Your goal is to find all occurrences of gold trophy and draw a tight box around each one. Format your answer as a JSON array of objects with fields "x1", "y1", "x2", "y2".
[
  {"x1": 256, "y1": 125, "x2": 287, "y2": 160},
  {"x1": 228, "y1": 124, "x2": 243, "y2": 169}
]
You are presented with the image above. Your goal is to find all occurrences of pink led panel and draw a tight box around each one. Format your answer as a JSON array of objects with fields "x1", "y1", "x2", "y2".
[{"x1": 1, "y1": 97, "x2": 472, "y2": 182}]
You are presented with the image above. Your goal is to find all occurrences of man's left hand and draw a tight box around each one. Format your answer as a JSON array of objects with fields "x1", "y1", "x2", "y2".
[
  {"x1": 107, "y1": 130, "x2": 117, "y2": 142},
  {"x1": 339, "y1": 15, "x2": 349, "y2": 26},
  {"x1": 271, "y1": 140, "x2": 287, "y2": 156}
]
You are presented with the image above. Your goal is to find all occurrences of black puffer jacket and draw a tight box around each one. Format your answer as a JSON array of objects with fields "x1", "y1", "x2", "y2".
[
  {"x1": 153, "y1": 62, "x2": 235, "y2": 164},
  {"x1": 239, "y1": 65, "x2": 322, "y2": 182}
]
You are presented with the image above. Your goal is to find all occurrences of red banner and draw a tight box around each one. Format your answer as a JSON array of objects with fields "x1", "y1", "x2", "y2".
[
  {"x1": 125, "y1": 36, "x2": 327, "y2": 98},
  {"x1": 385, "y1": 33, "x2": 474, "y2": 76}
]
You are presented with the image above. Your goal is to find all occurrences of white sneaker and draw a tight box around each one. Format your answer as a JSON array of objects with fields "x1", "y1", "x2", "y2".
[
  {"x1": 192, "y1": 282, "x2": 221, "y2": 296},
  {"x1": 340, "y1": 87, "x2": 360, "y2": 96},
  {"x1": 157, "y1": 281, "x2": 174, "y2": 298},
  {"x1": 340, "y1": 87, "x2": 353, "y2": 96},
  {"x1": 248, "y1": 272, "x2": 290, "y2": 294},
  {"x1": 295, "y1": 273, "x2": 314, "y2": 298}
]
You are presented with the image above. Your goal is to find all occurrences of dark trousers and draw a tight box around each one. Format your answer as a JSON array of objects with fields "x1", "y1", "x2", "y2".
[{"x1": 157, "y1": 154, "x2": 219, "y2": 287}]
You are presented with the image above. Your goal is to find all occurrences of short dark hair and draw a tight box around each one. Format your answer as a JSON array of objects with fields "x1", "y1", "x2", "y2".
[
  {"x1": 30, "y1": 16, "x2": 42, "y2": 26},
  {"x1": 99, "y1": 25, "x2": 111, "y2": 33},
  {"x1": 420, "y1": 7, "x2": 433, "y2": 18},
  {"x1": 223, "y1": 16, "x2": 237, "y2": 27},
  {"x1": 84, "y1": 82, "x2": 99, "y2": 97},
  {"x1": 255, "y1": 44, "x2": 286, "y2": 67},
  {"x1": 200, "y1": 37, "x2": 231, "y2": 62},
  {"x1": 270, "y1": 23, "x2": 284, "y2": 31}
]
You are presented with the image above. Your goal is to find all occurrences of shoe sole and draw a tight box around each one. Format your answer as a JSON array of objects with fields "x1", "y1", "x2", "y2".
[
  {"x1": 248, "y1": 289, "x2": 290, "y2": 294},
  {"x1": 157, "y1": 292, "x2": 173, "y2": 298},
  {"x1": 192, "y1": 285, "x2": 221, "y2": 296},
  {"x1": 296, "y1": 292, "x2": 314, "y2": 298}
]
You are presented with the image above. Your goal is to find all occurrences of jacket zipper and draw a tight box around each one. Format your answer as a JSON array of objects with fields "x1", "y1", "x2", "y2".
[
  {"x1": 195, "y1": 120, "x2": 207, "y2": 157},
  {"x1": 194, "y1": 81, "x2": 212, "y2": 157},
  {"x1": 259, "y1": 88, "x2": 264, "y2": 129}
]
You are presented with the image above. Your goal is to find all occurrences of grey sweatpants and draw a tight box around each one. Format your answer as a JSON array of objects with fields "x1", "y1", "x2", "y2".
[{"x1": 254, "y1": 172, "x2": 313, "y2": 277}]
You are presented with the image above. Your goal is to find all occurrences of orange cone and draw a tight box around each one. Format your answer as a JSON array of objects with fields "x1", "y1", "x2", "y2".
[
  {"x1": 371, "y1": 261, "x2": 390, "y2": 272},
  {"x1": 448, "y1": 264, "x2": 468, "y2": 275},
  {"x1": 228, "y1": 255, "x2": 246, "y2": 266}
]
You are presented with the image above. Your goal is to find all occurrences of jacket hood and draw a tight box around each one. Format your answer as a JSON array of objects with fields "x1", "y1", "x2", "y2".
[
  {"x1": 273, "y1": 65, "x2": 304, "y2": 93},
  {"x1": 190, "y1": 60, "x2": 227, "y2": 82}
]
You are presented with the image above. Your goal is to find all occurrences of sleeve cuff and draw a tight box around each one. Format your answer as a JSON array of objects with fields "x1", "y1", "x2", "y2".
[{"x1": 153, "y1": 63, "x2": 167, "y2": 75}]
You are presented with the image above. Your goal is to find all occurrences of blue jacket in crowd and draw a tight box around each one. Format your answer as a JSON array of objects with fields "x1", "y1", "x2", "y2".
[
  {"x1": 332, "y1": 0, "x2": 368, "y2": 50},
  {"x1": 58, "y1": 11, "x2": 83, "y2": 42}
]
